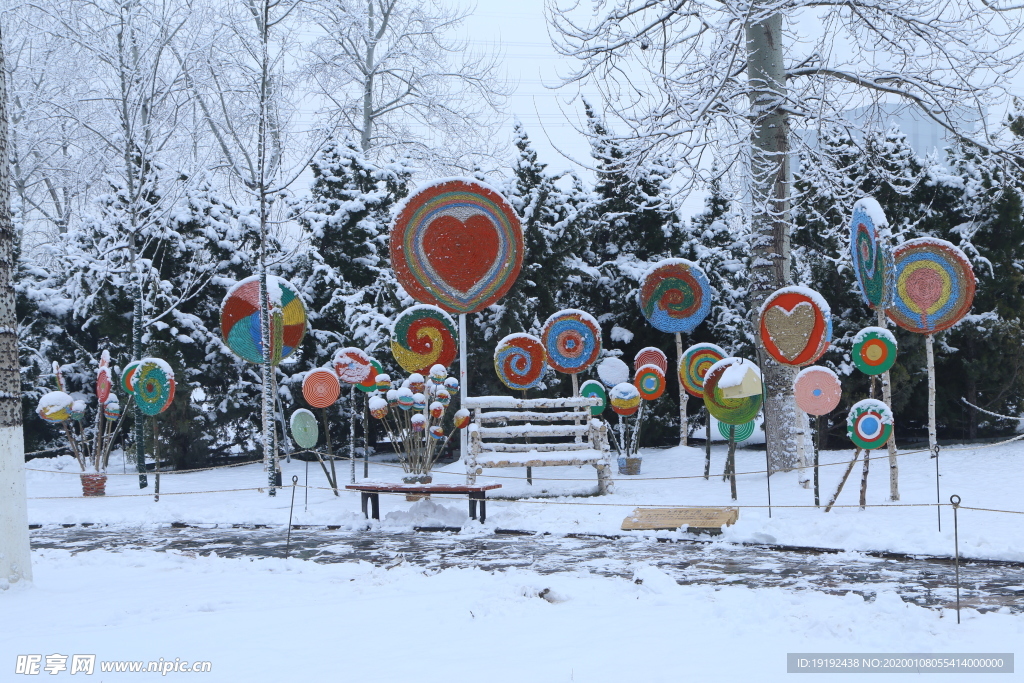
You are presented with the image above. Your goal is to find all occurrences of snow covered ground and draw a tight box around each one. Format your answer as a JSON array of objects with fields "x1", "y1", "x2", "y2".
[
  {"x1": 22, "y1": 439, "x2": 1024, "y2": 561},
  {"x1": 2, "y1": 547, "x2": 1020, "y2": 682},
  {"x1": 7, "y1": 441, "x2": 1022, "y2": 682}
]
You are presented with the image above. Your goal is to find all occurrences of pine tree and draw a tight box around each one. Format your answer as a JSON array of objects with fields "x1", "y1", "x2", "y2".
[{"x1": 290, "y1": 138, "x2": 410, "y2": 449}]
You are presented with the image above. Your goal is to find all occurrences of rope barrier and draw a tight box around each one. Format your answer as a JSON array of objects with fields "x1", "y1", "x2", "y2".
[
  {"x1": 31, "y1": 481, "x2": 1024, "y2": 516},
  {"x1": 22, "y1": 433, "x2": 1021, "y2": 485}
]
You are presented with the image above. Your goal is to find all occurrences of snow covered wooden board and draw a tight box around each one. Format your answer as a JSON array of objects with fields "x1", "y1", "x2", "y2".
[
  {"x1": 476, "y1": 411, "x2": 586, "y2": 423},
  {"x1": 464, "y1": 396, "x2": 600, "y2": 410},
  {"x1": 478, "y1": 442, "x2": 595, "y2": 453},
  {"x1": 477, "y1": 424, "x2": 589, "y2": 439},
  {"x1": 474, "y1": 449, "x2": 605, "y2": 467},
  {"x1": 621, "y1": 507, "x2": 739, "y2": 532}
]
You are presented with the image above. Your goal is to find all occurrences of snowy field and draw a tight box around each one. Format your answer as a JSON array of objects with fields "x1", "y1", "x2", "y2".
[
  {"x1": 21, "y1": 439, "x2": 1024, "y2": 561},
  {"x1": 6, "y1": 442, "x2": 1023, "y2": 682}
]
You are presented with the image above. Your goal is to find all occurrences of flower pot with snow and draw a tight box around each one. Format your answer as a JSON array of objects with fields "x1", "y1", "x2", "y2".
[{"x1": 80, "y1": 473, "x2": 108, "y2": 497}]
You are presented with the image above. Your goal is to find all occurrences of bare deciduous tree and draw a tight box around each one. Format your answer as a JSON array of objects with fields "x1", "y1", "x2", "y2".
[
  {"x1": 303, "y1": 0, "x2": 510, "y2": 172},
  {"x1": 549, "y1": 0, "x2": 1024, "y2": 471}
]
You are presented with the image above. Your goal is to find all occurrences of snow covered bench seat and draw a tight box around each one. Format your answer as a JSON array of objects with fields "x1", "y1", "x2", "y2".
[{"x1": 464, "y1": 396, "x2": 612, "y2": 495}]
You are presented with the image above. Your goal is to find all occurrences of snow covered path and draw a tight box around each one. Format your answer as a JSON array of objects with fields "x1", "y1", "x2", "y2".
[{"x1": 29, "y1": 525, "x2": 1024, "y2": 615}]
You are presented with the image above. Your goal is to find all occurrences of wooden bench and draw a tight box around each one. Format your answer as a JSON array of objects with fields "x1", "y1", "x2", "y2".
[
  {"x1": 345, "y1": 483, "x2": 502, "y2": 523},
  {"x1": 463, "y1": 396, "x2": 612, "y2": 494}
]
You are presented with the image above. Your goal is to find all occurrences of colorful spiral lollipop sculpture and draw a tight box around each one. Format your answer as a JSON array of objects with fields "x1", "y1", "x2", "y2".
[
  {"x1": 494, "y1": 333, "x2": 547, "y2": 391},
  {"x1": 390, "y1": 305, "x2": 459, "y2": 374}
]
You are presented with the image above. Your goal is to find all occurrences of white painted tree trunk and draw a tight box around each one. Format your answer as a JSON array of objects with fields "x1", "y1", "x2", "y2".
[
  {"x1": 676, "y1": 332, "x2": 687, "y2": 447},
  {"x1": 0, "y1": 427, "x2": 30, "y2": 586},
  {"x1": 746, "y1": 14, "x2": 798, "y2": 473},
  {"x1": 877, "y1": 308, "x2": 899, "y2": 501},
  {"x1": 796, "y1": 407, "x2": 811, "y2": 488},
  {"x1": 0, "y1": 31, "x2": 31, "y2": 583}
]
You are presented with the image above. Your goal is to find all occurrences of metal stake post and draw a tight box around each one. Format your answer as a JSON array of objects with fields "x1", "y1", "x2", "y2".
[{"x1": 951, "y1": 494, "x2": 962, "y2": 624}]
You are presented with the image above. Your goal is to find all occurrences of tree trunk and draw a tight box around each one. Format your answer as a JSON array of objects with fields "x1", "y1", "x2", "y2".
[
  {"x1": 871, "y1": 308, "x2": 898, "y2": 500},
  {"x1": 0, "y1": 29, "x2": 32, "y2": 583},
  {"x1": 745, "y1": 14, "x2": 797, "y2": 473}
]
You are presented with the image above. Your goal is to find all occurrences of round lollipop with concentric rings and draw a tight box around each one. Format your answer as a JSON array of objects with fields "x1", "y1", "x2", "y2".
[
  {"x1": 541, "y1": 309, "x2": 601, "y2": 375},
  {"x1": 703, "y1": 358, "x2": 763, "y2": 425},
  {"x1": 290, "y1": 409, "x2": 319, "y2": 450},
  {"x1": 303, "y1": 368, "x2": 341, "y2": 408},
  {"x1": 390, "y1": 304, "x2": 459, "y2": 374},
  {"x1": 638, "y1": 258, "x2": 712, "y2": 333},
  {"x1": 888, "y1": 238, "x2": 976, "y2": 334},
  {"x1": 37, "y1": 391, "x2": 74, "y2": 422},
  {"x1": 494, "y1": 333, "x2": 547, "y2": 390},
  {"x1": 680, "y1": 343, "x2": 726, "y2": 398},
  {"x1": 579, "y1": 379, "x2": 607, "y2": 416},
  {"x1": 634, "y1": 364, "x2": 666, "y2": 401},
  {"x1": 390, "y1": 178, "x2": 524, "y2": 314},
  {"x1": 134, "y1": 358, "x2": 176, "y2": 416},
  {"x1": 220, "y1": 275, "x2": 307, "y2": 365},
  {"x1": 852, "y1": 327, "x2": 897, "y2": 376},
  {"x1": 120, "y1": 360, "x2": 140, "y2": 395},
  {"x1": 850, "y1": 198, "x2": 894, "y2": 309},
  {"x1": 847, "y1": 398, "x2": 893, "y2": 450},
  {"x1": 610, "y1": 382, "x2": 642, "y2": 416},
  {"x1": 634, "y1": 347, "x2": 668, "y2": 374},
  {"x1": 794, "y1": 366, "x2": 842, "y2": 416},
  {"x1": 718, "y1": 419, "x2": 755, "y2": 442}
]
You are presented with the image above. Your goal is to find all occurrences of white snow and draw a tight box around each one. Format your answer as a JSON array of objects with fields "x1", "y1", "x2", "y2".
[
  {"x1": 15, "y1": 436, "x2": 1024, "y2": 681},
  {"x1": 609, "y1": 325, "x2": 633, "y2": 344},
  {"x1": 36, "y1": 391, "x2": 73, "y2": 414},
  {"x1": 795, "y1": 365, "x2": 839, "y2": 383},
  {"x1": 852, "y1": 326, "x2": 897, "y2": 346},
  {"x1": 707, "y1": 357, "x2": 761, "y2": 389},
  {"x1": 848, "y1": 398, "x2": 894, "y2": 425},
  {"x1": 757, "y1": 285, "x2": 832, "y2": 321},
  {"x1": 852, "y1": 196, "x2": 890, "y2": 230},
  {"x1": 596, "y1": 357, "x2": 630, "y2": 387},
  {"x1": 137, "y1": 357, "x2": 175, "y2": 380},
  {"x1": 6, "y1": 543, "x2": 1020, "y2": 683}
]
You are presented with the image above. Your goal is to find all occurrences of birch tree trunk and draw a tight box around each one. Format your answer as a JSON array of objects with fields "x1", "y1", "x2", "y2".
[
  {"x1": 877, "y1": 308, "x2": 899, "y2": 500},
  {"x1": 745, "y1": 14, "x2": 797, "y2": 473},
  {"x1": 0, "y1": 30, "x2": 32, "y2": 583}
]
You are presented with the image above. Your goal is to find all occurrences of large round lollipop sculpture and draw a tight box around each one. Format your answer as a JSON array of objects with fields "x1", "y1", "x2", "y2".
[
  {"x1": 541, "y1": 309, "x2": 601, "y2": 396},
  {"x1": 637, "y1": 258, "x2": 713, "y2": 446},
  {"x1": 888, "y1": 237, "x2": 975, "y2": 528},
  {"x1": 389, "y1": 179, "x2": 525, "y2": 460},
  {"x1": 220, "y1": 275, "x2": 307, "y2": 365}
]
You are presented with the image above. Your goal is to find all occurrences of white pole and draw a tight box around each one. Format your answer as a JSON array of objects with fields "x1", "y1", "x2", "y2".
[
  {"x1": 927, "y1": 333, "x2": 940, "y2": 531},
  {"x1": 459, "y1": 313, "x2": 468, "y2": 462},
  {"x1": 877, "y1": 307, "x2": 899, "y2": 501},
  {"x1": 676, "y1": 332, "x2": 687, "y2": 447}
]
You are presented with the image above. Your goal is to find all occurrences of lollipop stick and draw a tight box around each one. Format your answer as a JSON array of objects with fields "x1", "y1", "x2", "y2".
[
  {"x1": 877, "y1": 307, "x2": 899, "y2": 501},
  {"x1": 676, "y1": 333, "x2": 687, "y2": 447},
  {"x1": 926, "y1": 333, "x2": 940, "y2": 531},
  {"x1": 319, "y1": 408, "x2": 339, "y2": 494},
  {"x1": 825, "y1": 449, "x2": 861, "y2": 512},
  {"x1": 459, "y1": 313, "x2": 468, "y2": 462},
  {"x1": 704, "y1": 408, "x2": 711, "y2": 480},
  {"x1": 813, "y1": 415, "x2": 820, "y2": 507},
  {"x1": 728, "y1": 424, "x2": 737, "y2": 500}
]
